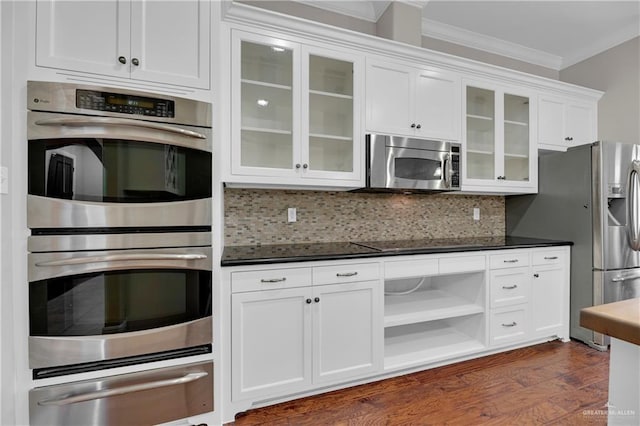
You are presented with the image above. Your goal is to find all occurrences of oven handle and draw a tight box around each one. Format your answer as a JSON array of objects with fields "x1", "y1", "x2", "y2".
[
  {"x1": 34, "y1": 116, "x2": 207, "y2": 140},
  {"x1": 37, "y1": 371, "x2": 208, "y2": 406},
  {"x1": 35, "y1": 253, "x2": 208, "y2": 267}
]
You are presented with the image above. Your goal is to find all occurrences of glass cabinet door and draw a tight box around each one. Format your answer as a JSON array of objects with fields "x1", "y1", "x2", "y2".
[
  {"x1": 503, "y1": 93, "x2": 530, "y2": 182},
  {"x1": 466, "y1": 86, "x2": 495, "y2": 180},
  {"x1": 306, "y1": 54, "x2": 354, "y2": 173},
  {"x1": 239, "y1": 40, "x2": 294, "y2": 170}
]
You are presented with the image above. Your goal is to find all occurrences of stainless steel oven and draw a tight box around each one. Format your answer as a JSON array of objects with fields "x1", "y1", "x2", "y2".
[
  {"x1": 365, "y1": 133, "x2": 460, "y2": 192},
  {"x1": 27, "y1": 81, "x2": 212, "y2": 230},
  {"x1": 28, "y1": 233, "x2": 212, "y2": 379}
]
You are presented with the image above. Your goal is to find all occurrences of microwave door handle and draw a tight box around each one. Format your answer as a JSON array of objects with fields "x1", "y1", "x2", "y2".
[
  {"x1": 34, "y1": 116, "x2": 207, "y2": 140},
  {"x1": 443, "y1": 155, "x2": 450, "y2": 188},
  {"x1": 35, "y1": 253, "x2": 208, "y2": 267},
  {"x1": 627, "y1": 160, "x2": 640, "y2": 251},
  {"x1": 37, "y1": 371, "x2": 208, "y2": 406}
]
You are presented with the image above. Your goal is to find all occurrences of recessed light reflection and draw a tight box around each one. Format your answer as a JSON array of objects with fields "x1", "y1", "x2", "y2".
[
  {"x1": 257, "y1": 99, "x2": 269, "y2": 107},
  {"x1": 271, "y1": 46, "x2": 285, "y2": 52}
]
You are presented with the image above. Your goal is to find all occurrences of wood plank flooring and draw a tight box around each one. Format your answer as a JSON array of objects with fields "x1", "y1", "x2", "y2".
[{"x1": 233, "y1": 340, "x2": 611, "y2": 425}]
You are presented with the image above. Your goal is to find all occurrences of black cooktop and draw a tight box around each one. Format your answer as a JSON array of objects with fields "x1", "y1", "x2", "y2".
[
  {"x1": 221, "y1": 236, "x2": 572, "y2": 266},
  {"x1": 351, "y1": 236, "x2": 508, "y2": 252}
]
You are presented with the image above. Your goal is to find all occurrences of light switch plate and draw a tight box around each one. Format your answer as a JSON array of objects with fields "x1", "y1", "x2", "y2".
[{"x1": 473, "y1": 207, "x2": 480, "y2": 221}]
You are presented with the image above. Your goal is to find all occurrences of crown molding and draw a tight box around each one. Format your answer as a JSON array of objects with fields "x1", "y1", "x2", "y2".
[
  {"x1": 561, "y1": 22, "x2": 640, "y2": 69},
  {"x1": 292, "y1": 0, "x2": 391, "y2": 23},
  {"x1": 422, "y1": 18, "x2": 563, "y2": 71}
]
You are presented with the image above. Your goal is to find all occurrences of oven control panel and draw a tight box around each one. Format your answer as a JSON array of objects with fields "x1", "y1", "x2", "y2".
[{"x1": 76, "y1": 90, "x2": 175, "y2": 118}]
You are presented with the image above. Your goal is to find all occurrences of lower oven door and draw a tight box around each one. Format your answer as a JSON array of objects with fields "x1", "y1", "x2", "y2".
[
  {"x1": 28, "y1": 246, "x2": 212, "y2": 370},
  {"x1": 30, "y1": 361, "x2": 213, "y2": 426}
]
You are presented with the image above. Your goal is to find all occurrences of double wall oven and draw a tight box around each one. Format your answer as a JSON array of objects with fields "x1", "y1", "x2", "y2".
[{"x1": 27, "y1": 81, "x2": 214, "y2": 425}]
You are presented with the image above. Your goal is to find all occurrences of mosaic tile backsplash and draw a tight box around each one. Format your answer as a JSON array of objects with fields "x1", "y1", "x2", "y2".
[{"x1": 224, "y1": 189, "x2": 505, "y2": 246}]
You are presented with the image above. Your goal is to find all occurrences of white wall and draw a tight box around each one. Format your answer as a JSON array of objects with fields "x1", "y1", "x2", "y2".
[{"x1": 560, "y1": 37, "x2": 640, "y2": 145}]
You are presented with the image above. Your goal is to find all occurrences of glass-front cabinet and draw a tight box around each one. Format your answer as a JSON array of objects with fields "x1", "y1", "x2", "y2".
[
  {"x1": 230, "y1": 31, "x2": 362, "y2": 187},
  {"x1": 463, "y1": 80, "x2": 536, "y2": 193}
]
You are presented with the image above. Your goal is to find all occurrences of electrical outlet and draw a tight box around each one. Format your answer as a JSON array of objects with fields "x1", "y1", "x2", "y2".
[
  {"x1": 0, "y1": 166, "x2": 7, "y2": 194},
  {"x1": 473, "y1": 207, "x2": 480, "y2": 221},
  {"x1": 287, "y1": 207, "x2": 297, "y2": 223}
]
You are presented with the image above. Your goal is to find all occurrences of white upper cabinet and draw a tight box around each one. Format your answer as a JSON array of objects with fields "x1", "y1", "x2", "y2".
[
  {"x1": 463, "y1": 80, "x2": 537, "y2": 193},
  {"x1": 229, "y1": 30, "x2": 363, "y2": 187},
  {"x1": 35, "y1": 0, "x2": 210, "y2": 89},
  {"x1": 538, "y1": 95, "x2": 597, "y2": 151},
  {"x1": 366, "y1": 59, "x2": 460, "y2": 141}
]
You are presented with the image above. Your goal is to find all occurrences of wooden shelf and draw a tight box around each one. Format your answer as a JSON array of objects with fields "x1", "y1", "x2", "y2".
[
  {"x1": 384, "y1": 322, "x2": 485, "y2": 371},
  {"x1": 384, "y1": 289, "x2": 484, "y2": 328}
]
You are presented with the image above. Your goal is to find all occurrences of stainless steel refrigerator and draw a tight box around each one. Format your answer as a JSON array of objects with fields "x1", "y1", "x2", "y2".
[{"x1": 506, "y1": 141, "x2": 640, "y2": 349}]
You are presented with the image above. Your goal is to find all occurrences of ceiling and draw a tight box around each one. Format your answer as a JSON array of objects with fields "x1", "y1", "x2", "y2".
[{"x1": 295, "y1": 1, "x2": 640, "y2": 70}]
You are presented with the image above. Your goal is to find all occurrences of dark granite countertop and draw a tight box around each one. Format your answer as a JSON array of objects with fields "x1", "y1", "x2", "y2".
[{"x1": 221, "y1": 236, "x2": 572, "y2": 266}]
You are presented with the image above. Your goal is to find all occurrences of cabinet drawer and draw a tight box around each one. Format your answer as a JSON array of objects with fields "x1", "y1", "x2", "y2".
[
  {"x1": 532, "y1": 250, "x2": 565, "y2": 266},
  {"x1": 384, "y1": 258, "x2": 438, "y2": 279},
  {"x1": 490, "y1": 306, "x2": 528, "y2": 345},
  {"x1": 313, "y1": 263, "x2": 379, "y2": 285},
  {"x1": 232, "y1": 268, "x2": 312, "y2": 293},
  {"x1": 439, "y1": 255, "x2": 486, "y2": 274},
  {"x1": 490, "y1": 267, "x2": 530, "y2": 308},
  {"x1": 489, "y1": 252, "x2": 529, "y2": 269}
]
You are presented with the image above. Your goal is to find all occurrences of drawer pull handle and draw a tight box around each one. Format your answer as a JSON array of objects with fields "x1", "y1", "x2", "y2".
[
  {"x1": 502, "y1": 285, "x2": 518, "y2": 290},
  {"x1": 336, "y1": 272, "x2": 358, "y2": 277},
  {"x1": 533, "y1": 273, "x2": 539, "y2": 278},
  {"x1": 260, "y1": 278, "x2": 286, "y2": 283},
  {"x1": 503, "y1": 259, "x2": 519, "y2": 263},
  {"x1": 37, "y1": 371, "x2": 208, "y2": 406},
  {"x1": 501, "y1": 322, "x2": 517, "y2": 327},
  {"x1": 544, "y1": 256, "x2": 558, "y2": 260}
]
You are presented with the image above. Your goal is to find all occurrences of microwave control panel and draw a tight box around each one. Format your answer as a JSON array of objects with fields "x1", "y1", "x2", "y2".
[{"x1": 76, "y1": 90, "x2": 175, "y2": 118}]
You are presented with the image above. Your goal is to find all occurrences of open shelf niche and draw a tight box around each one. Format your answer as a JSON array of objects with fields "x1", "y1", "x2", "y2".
[{"x1": 383, "y1": 272, "x2": 487, "y2": 371}]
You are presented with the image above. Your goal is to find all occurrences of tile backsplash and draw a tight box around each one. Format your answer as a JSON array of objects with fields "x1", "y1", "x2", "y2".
[{"x1": 224, "y1": 189, "x2": 505, "y2": 246}]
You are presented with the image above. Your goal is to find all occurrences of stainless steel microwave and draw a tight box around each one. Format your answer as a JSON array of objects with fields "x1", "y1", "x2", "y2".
[{"x1": 365, "y1": 134, "x2": 461, "y2": 192}]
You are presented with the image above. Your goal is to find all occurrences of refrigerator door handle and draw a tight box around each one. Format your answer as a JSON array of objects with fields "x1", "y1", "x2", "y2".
[{"x1": 627, "y1": 160, "x2": 640, "y2": 251}]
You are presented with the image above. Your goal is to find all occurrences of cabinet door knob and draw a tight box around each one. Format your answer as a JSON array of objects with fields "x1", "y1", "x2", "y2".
[
  {"x1": 314, "y1": 297, "x2": 320, "y2": 303},
  {"x1": 131, "y1": 58, "x2": 140, "y2": 66},
  {"x1": 410, "y1": 123, "x2": 416, "y2": 128},
  {"x1": 295, "y1": 163, "x2": 301, "y2": 169},
  {"x1": 533, "y1": 273, "x2": 540, "y2": 278},
  {"x1": 118, "y1": 56, "x2": 127, "y2": 64},
  {"x1": 303, "y1": 163, "x2": 308, "y2": 169},
  {"x1": 416, "y1": 124, "x2": 421, "y2": 129},
  {"x1": 306, "y1": 298, "x2": 312, "y2": 304}
]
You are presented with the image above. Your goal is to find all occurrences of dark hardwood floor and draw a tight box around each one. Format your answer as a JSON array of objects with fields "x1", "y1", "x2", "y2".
[{"x1": 234, "y1": 340, "x2": 611, "y2": 425}]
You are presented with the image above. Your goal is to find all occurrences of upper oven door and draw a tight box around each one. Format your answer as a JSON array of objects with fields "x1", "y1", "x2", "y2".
[{"x1": 27, "y1": 111, "x2": 212, "y2": 229}]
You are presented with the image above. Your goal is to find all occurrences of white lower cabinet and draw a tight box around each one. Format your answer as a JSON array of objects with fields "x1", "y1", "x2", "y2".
[
  {"x1": 231, "y1": 263, "x2": 381, "y2": 402},
  {"x1": 225, "y1": 246, "x2": 570, "y2": 416},
  {"x1": 488, "y1": 247, "x2": 570, "y2": 347},
  {"x1": 232, "y1": 287, "x2": 312, "y2": 401},
  {"x1": 531, "y1": 250, "x2": 568, "y2": 338}
]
